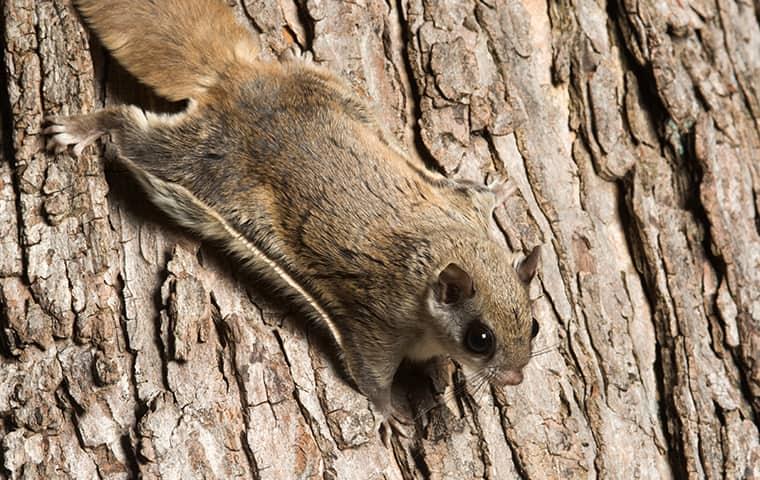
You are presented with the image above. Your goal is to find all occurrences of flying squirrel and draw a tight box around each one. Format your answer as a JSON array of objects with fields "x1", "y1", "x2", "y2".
[{"x1": 45, "y1": 0, "x2": 542, "y2": 441}]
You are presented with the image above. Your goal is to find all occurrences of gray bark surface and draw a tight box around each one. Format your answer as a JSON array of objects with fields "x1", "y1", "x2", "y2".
[{"x1": 1, "y1": 0, "x2": 758, "y2": 478}]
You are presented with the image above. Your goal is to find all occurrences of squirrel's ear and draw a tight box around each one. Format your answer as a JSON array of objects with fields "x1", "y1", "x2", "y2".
[
  {"x1": 434, "y1": 263, "x2": 475, "y2": 304},
  {"x1": 514, "y1": 246, "x2": 540, "y2": 284}
]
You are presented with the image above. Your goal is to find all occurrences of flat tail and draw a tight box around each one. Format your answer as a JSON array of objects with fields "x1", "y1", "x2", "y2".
[{"x1": 74, "y1": 0, "x2": 260, "y2": 101}]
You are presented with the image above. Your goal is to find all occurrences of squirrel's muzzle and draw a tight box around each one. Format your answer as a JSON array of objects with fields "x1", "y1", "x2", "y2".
[{"x1": 492, "y1": 369, "x2": 524, "y2": 386}]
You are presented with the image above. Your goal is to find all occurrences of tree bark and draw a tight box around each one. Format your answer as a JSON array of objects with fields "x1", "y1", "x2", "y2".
[{"x1": 1, "y1": 0, "x2": 759, "y2": 478}]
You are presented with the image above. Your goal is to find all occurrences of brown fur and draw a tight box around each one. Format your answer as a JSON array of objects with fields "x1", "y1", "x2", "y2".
[
  {"x1": 73, "y1": 0, "x2": 259, "y2": 101},
  {"x1": 48, "y1": 0, "x2": 540, "y2": 429}
]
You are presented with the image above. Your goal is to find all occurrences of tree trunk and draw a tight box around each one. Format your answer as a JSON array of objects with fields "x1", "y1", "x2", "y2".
[{"x1": 1, "y1": 0, "x2": 758, "y2": 478}]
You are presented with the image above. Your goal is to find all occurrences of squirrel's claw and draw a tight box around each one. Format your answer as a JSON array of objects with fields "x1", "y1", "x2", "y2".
[
  {"x1": 43, "y1": 115, "x2": 103, "y2": 157},
  {"x1": 486, "y1": 172, "x2": 517, "y2": 207},
  {"x1": 279, "y1": 45, "x2": 314, "y2": 64},
  {"x1": 378, "y1": 408, "x2": 414, "y2": 448}
]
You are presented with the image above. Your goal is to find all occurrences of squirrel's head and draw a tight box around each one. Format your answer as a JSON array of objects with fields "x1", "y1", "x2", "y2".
[{"x1": 422, "y1": 243, "x2": 540, "y2": 387}]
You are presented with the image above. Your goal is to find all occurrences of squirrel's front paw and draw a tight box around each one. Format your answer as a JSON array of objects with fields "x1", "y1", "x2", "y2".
[
  {"x1": 44, "y1": 115, "x2": 104, "y2": 157},
  {"x1": 377, "y1": 408, "x2": 414, "y2": 447},
  {"x1": 485, "y1": 172, "x2": 517, "y2": 207}
]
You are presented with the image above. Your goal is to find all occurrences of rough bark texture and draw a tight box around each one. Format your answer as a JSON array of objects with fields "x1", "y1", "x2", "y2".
[{"x1": 1, "y1": 0, "x2": 759, "y2": 478}]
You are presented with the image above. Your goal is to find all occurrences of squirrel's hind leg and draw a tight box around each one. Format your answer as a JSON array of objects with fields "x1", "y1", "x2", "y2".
[
  {"x1": 44, "y1": 105, "x2": 229, "y2": 238},
  {"x1": 44, "y1": 107, "x2": 145, "y2": 157},
  {"x1": 43, "y1": 104, "x2": 203, "y2": 180},
  {"x1": 45, "y1": 105, "x2": 160, "y2": 157}
]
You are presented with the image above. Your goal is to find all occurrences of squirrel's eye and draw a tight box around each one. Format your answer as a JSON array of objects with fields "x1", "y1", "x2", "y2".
[
  {"x1": 464, "y1": 322, "x2": 494, "y2": 355},
  {"x1": 531, "y1": 319, "x2": 540, "y2": 339}
]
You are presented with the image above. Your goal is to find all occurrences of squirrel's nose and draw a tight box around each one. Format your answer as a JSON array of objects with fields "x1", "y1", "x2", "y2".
[{"x1": 493, "y1": 369, "x2": 524, "y2": 386}]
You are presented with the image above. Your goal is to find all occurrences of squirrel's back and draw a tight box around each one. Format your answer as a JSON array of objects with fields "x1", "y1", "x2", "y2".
[{"x1": 74, "y1": 0, "x2": 260, "y2": 101}]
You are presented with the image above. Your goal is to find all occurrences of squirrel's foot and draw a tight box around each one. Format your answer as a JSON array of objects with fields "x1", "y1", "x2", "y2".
[
  {"x1": 279, "y1": 45, "x2": 314, "y2": 64},
  {"x1": 486, "y1": 172, "x2": 517, "y2": 207},
  {"x1": 378, "y1": 408, "x2": 413, "y2": 447},
  {"x1": 44, "y1": 115, "x2": 104, "y2": 157}
]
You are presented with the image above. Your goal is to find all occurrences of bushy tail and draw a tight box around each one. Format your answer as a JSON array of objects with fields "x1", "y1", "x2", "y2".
[{"x1": 74, "y1": 0, "x2": 259, "y2": 101}]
